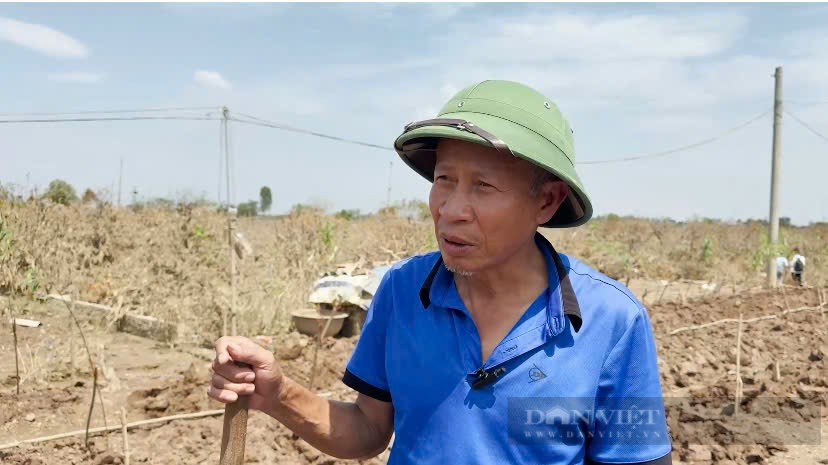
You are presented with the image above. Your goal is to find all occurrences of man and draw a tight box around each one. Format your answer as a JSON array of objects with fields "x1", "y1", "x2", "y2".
[
  {"x1": 209, "y1": 80, "x2": 672, "y2": 465},
  {"x1": 790, "y1": 248, "x2": 806, "y2": 287},
  {"x1": 776, "y1": 255, "x2": 789, "y2": 286}
]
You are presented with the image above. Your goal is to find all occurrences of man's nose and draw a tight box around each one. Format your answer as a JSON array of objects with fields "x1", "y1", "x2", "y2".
[{"x1": 439, "y1": 189, "x2": 474, "y2": 222}]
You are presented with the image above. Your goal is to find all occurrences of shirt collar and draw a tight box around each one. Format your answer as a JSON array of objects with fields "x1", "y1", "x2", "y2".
[{"x1": 418, "y1": 232, "x2": 582, "y2": 333}]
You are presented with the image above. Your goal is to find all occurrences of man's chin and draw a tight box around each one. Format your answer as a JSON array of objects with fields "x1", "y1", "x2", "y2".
[{"x1": 442, "y1": 257, "x2": 475, "y2": 277}]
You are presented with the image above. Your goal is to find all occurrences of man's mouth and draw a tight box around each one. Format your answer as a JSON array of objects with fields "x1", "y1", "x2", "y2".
[
  {"x1": 441, "y1": 234, "x2": 472, "y2": 247},
  {"x1": 439, "y1": 234, "x2": 476, "y2": 257}
]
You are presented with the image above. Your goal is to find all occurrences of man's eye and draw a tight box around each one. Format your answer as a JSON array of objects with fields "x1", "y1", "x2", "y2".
[{"x1": 477, "y1": 181, "x2": 495, "y2": 189}]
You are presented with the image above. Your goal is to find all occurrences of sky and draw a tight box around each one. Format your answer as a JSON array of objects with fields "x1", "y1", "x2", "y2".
[{"x1": 2, "y1": 3, "x2": 828, "y2": 225}]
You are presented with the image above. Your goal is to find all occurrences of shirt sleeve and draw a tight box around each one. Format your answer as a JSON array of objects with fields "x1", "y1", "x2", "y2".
[
  {"x1": 585, "y1": 306, "x2": 672, "y2": 464},
  {"x1": 342, "y1": 269, "x2": 394, "y2": 402}
]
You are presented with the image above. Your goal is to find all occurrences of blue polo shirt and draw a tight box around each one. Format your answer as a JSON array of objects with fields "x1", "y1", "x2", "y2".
[{"x1": 343, "y1": 233, "x2": 672, "y2": 465}]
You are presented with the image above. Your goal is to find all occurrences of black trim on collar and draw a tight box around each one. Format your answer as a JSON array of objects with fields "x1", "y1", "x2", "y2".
[
  {"x1": 418, "y1": 234, "x2": 582, "y2": 332},
  {"x1": 418, "y1": 255, "x2": 443, "y2": 309}
]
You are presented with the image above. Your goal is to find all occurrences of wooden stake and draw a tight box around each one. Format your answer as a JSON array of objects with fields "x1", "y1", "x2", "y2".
[
  {"x1": 120, "y1": 408, "x2": 130, "y2": 465},
  {"x1": 0, "y1": 409, "x2": 225, "y2": 450},
  {"x1": 219, "y1": 396, "x2": 249, "y2": 465},
  {"x1": 85, "y1": 366, "x2": 99, "y2": 450},
  {"x1": 669, "y1": 304, "x2": 824, "y2": 335},
  {"x1": 735, "y1": 312, "x2": 743, "y2": 416},
  {"x1": 781, "y1": 284, "x2": 791, "y2": 312},
  {"x1": 8, "y1": 298, "x2": 20, "y2": 396},
  {"x1": 774, "y1": 360, "x2": 781, "y2": 382},
  {"x1": 309, "y1": 305, "x2": 340, "y2": 391},
  {"x1": 657, "y1": 282, "x2": 670, "y2": 304},
  {"x1": 70, "y1": 337, "x2": 78, "y2": 373},
  {"x1": 229, "y1": 215, "x2": 238, "y2": 337}
]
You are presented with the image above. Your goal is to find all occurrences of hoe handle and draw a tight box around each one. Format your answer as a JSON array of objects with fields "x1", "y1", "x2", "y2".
[{"x1": 219, "y1": 364, "x2": 251, "y2": 465}]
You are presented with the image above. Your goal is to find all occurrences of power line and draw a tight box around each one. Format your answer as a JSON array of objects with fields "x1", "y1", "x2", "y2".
[
  {"x1": 578, "y1": 110, "x2": 771, "y2": 165},
  {"x1": 0, "y1": 106, "x2": 218, "y2": 117},
  {"x1": 230, "y1": 113, "x2": 390, "y2": 151},
  {"x1": 786, "y1": 100, "x2": 828, "y2": 107},
  {"x1": 0, "y1": 115, "x2": 219, "y2": 124},
  {"x1": 785, "y1": 110, "x2": 828, "y2": 144},
  {"x1": 0, "y1": 106, "x2": 779, "y2": 169}
]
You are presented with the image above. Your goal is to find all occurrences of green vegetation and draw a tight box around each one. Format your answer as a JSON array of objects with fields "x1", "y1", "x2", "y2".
[
  {"x1": 238, "y1": 200, "x2": 258, "y2": 217},
  {"x1": 43, "y1": 179, "x2": 77, "y2": 205},
  {"x1": 259, "y1": 186, "x2": 273, "y2": 213}
]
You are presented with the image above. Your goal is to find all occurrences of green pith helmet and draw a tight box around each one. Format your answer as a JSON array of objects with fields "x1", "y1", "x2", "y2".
[{"x1": 394, "y1": 80, "x2": 593, "y2": 228}]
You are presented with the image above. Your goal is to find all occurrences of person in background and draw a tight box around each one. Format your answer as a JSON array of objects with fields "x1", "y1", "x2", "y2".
[
  {"x1": 775, "y1": 255, "x2": 788, "y2": 286},
  {"x1": 790, "y1": 248, "x2": 806, "y2": 287}
]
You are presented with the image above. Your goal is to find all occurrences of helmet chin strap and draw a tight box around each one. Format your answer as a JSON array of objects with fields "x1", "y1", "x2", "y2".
[{"x1": 403, "y1": 118, "x2": 515, "y2": 158}]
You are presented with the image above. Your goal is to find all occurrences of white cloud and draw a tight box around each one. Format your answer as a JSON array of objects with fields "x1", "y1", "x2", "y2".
[
  {"x1": 193, "y1": 70, "x2": 232, "y2": 90},
  {"x1": 0, "y1": 16, "x2": 89, "y2": 58},
  {"x1": 453, "y1": 12, "x2": 747, "y2": 62},
  {"x1": 48, "y1": 71, "x2": 104, "y2": 83},
  {"x1": 422, "y1": 3, "x2": 475, "y2": 21}
]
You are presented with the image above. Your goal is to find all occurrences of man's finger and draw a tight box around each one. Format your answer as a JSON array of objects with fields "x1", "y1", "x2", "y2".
[
  {"x1": 207, "y1": 385, "x2": 239, "y2": 404},
  {"x1": 226, "y1": 341, "x2": 272, "y2": 369},
  {"x1": 211, "y1": 358, "x2": 256, "y2": 382},
  {"x1": 211, "y1": 375, "x2": 256, "y2": 395}
]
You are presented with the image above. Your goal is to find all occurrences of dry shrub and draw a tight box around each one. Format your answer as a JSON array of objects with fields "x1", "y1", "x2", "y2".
[{"x1": 2, "y1": 200, "x2": 826, "y2": 344}]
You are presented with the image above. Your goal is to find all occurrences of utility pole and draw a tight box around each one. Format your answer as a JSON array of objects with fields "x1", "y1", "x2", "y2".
[
  {"x1": 117, "y1": 157, "x2": 123, "y2": 207},
  {"x1": 767, "y1": 66, "x2": 783, "y2": 288}
]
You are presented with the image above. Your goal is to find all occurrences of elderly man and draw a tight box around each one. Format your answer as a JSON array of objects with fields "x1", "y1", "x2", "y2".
[{"x1": 209, "y1": 81, "x2": 672, "y2": 465}]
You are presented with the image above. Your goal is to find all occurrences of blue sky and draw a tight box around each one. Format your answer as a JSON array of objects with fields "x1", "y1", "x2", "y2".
[{"x1": 2, "y1": 3, "x2": 828, "y2": 224}]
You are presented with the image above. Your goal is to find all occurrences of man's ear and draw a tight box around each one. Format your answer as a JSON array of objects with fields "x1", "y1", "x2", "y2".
[{"x1": 536, "y1": 181, "x2": 569, "y2": 225}]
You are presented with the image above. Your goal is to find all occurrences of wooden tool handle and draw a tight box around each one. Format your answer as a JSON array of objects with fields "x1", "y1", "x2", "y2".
[
  {"x1": 219, "y1": 395, "x2": 249, "y2": 465},
  {"x1": 219, "y1": 360, "x2": 252, "y2": 465}
]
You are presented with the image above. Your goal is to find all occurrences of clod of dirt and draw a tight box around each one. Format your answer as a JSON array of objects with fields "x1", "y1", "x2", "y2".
[
  {"x1": 24, "y1": 413, "x2": 35, "y2": 422},
  {"x1": 95, "y1": 453, "x2": 123, "y2": 465},
  {"x1": 808, "y1": 350, "x2": 824, "y2": 362},
  {"x1": 680, "y1": 361, "x2": 700, "y2": 376},
  {"x1": 277, "y1": 332, "x2": 310, "y2": 361},
  {"x1": 686, "y1": 444, "x2": 712, "y2": 461}
]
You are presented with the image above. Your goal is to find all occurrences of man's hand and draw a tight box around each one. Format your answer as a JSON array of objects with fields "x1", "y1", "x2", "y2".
[
  {"x1": 208, "y1": 336, "x2": 283, "y2": 412},
  {"x1": 208, "y1": 336, "x2": 394, "y2": 460}
]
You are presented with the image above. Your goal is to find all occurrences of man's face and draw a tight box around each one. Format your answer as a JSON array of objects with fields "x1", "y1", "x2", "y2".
[{"x1": 428, "y1": 139, "x2": 568, "y2": 274}]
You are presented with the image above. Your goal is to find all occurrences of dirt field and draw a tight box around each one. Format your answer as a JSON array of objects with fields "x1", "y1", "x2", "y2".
[
  {"x1": 1, "y1": 202, "x2": 826, "y2": 464},
  {"x1": 1, "y1": 285, "x2": 824, "y2": 465}
]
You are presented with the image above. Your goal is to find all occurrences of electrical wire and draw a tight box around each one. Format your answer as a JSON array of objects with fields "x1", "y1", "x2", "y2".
[
  {"x1": 786, "y1": 100, "x2": 828, "y2": 107},
  {"x1": 0, "y1": 107, "x2": 783, "y2": 169},
  {"x1": 0, "y1": 106, "x2": 218, "y2": 117},
  {"x1": 578, "y1": 110, "x2": 771, "y2": 165},
  {"x1": 229, "y1": 113, "x2": 390, "y2": 151},
  {"x1": 0, "y1": 115, "x2": 220, "y2": 124},
  {"x1": 785, "y1": 110, "x2": 828, "y2": 144}
]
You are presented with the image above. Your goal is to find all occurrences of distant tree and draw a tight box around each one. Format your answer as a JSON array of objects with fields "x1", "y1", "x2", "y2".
[
  {"x1": 81, "y1": 188, "x2": 99, "y2": 204},
  {"x1": 780, "y1": 217, "x2": 791, "y2": 227},
  {"x1": 43, "y1": 179, "x2": 77, "y2": 205},
  {"x1": 334, "y1": 209, "x2": 361, "y2": 221},
  {"x1": 238, "y1": 200, "x2": 258, "y2": 217},
  {"x1": 290, "y1": 203, "x2": 325, "y2": 216},
  {"x1": 259, "y1": 186, "x2": 273, "y2": 213}
]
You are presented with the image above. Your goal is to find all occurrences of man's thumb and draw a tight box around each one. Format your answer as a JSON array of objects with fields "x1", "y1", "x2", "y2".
[{"x1": 227, "y1": 342, "x2": 268, "y2": 368}]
